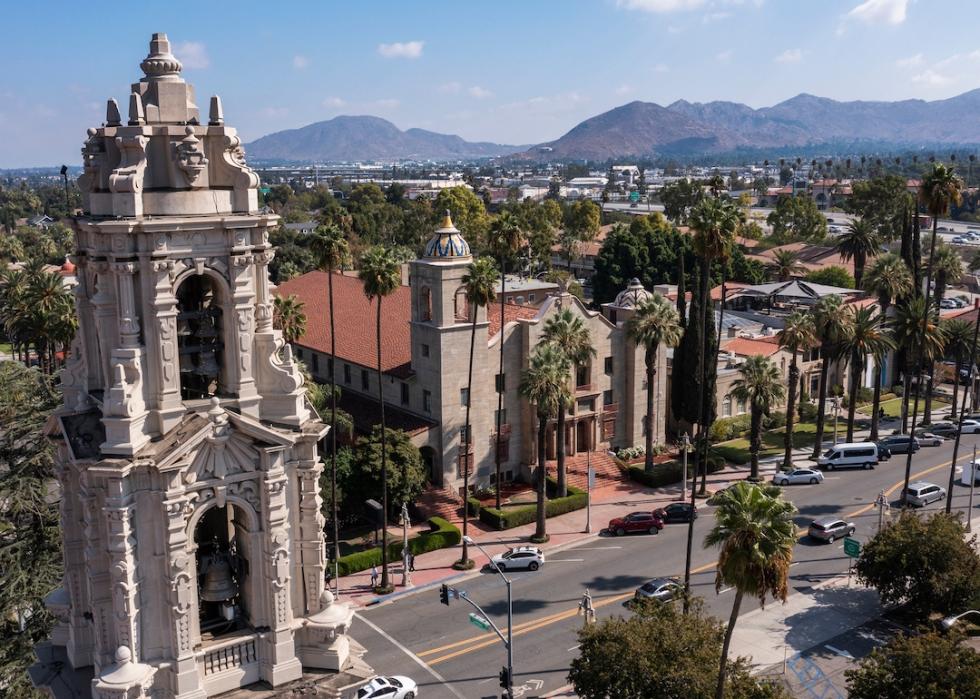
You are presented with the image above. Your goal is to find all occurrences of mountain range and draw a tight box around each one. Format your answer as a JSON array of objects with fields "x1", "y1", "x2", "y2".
[{"x1": 246, "y1": 90, "x2": 980, "y2": 163}]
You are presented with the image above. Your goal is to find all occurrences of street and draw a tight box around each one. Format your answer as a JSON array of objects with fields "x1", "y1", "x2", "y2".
[{"x1": 350, "y1": 434, "x2": 980, "y2": 698}]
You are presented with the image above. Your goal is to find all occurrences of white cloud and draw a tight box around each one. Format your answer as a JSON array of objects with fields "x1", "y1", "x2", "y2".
[
  {"x1": 377, "y1": 41, "x2": 424, "y2": 59},
  {"x1": 375, "y1": 98, "x2": 400, "y2": 108},
  {"x1": 911, "y1": 69, "x2": 953, "y2": 87},
  {"x1": 615, "y1": 84, "x2": 634, "y2": 95},
  {"x1": 467, "y1": 86, "x2": 493, "y2": 99},
  {"x1": 617, "y1": 0, "x2": 706, "y2": 12},
  {"x1": 654, "y1": 63, "x2": 670, "y2": 73},
  {"x1": 716, "y1": 50, "x2": 733, "y2": 63},
  {"x1": 173, "y1": 41, "x2": 210, "y2": 69},
  {"x1": 292, "y1": 55, "x2": 310, "y2": 69},
  {"x1": 775, "y1": 48, "x2": 803, "y2": 64},
  {"x1": 438, "y1": 81, "x2": 461, "y2": 94},
  {"x1": 896, "y1": 53, "x2": 924, "y2": 68},
  {"x1": 846, "y1": 0, "x2": 908, "y2": 25},
  {"x1": 322, "y1": 97, "x2": 346, "y2": 108}
]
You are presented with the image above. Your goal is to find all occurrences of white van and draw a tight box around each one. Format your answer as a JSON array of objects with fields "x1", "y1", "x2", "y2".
[
  {"x1": 816, "y1": 443, "x2": 879, "y2": 471},
  {"x1": 962, "y1": 459, "x2": 980, "y2": 486}
]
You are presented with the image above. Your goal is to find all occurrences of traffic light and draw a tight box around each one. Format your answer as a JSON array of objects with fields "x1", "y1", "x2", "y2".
[
  {"x1": 499, "y1": 666, "x2": 511, "y2": 689},
  {"x1": 439, "y1": 584, "x2": 450, "y2": 606}
]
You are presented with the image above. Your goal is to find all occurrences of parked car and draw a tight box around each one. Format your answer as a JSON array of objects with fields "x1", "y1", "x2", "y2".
[
  {"x1": 808, "y1": 517, "x2": 856, "y2": 543},
  {"x1": 913, "y1": 430, "x2": 945, "y2": 446},
  {"x1": 817, "y1": 443, "x2": 879, "y2": 470},
  {"x1": 607, "y1": 511, "x2": 664, "y2": 536},
  {"x1": 876, "y1": 444, "x2": 892, "y2": 460},
  {"x1": 930, "y1": 421, "x2": 959, "y2": 436},
  {"x1": 634, "y1": 577, "x2": 682, "y2": 603},
  {"x1": 952, "y1": 236, "x2": 971, "y2": 244},
  {"x1": 962, "y1": 459, "x2": 980, "y2": 486},
  {"x1": 940, "y1": 298, "x2": 959, "y2": 309},
  {"x1": 357, "y1": 676, "x2": 418, "y2": 699},
  {"x1": 876, "y1": 435, "x2": 920, "y2": 455},
  {"x1": 960, "y1": 419, "x2": 980, "y2": 434},
  {"x1": 772, "y1": 468, "x2": 825, "y2": 486},
  {"x1": 491, "y1": 546, "x2": 545, "y2": 572},
  {"x1": 903, "y1": 481, "x2": 947, "y2": 507},
  {"x1": 653, "y1": 502, "x2": 698, "y2": 523}
]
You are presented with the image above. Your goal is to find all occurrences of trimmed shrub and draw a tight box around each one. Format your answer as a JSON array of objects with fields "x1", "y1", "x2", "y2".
[
  {"x1": 764, "y1": 410, "x2": 787, "y2": 429},
  {"x1": 336, "y1": 516, "x2": 461, "y2": 577},
  {"x1": 856, "y1": 387, "x2": 874, "y2": 404},
  {"x1": 467, "y1": 496, "x2": 481, "y2": 517},
  {"x1": 624, "y1": 453, "x2": 725, "y2": 488},
  {"x1": 892, "y1": 384, "x2": 904, "y2": 398},
  {"x1": 798, "y1": 401, "x2": 818, "y2": 422},
  {"x1": 709, "y1": 415, "x2": 751, "y2": 443},
  {"x1": 478, "y1": 479, "x2": 587, "y2": 530}
]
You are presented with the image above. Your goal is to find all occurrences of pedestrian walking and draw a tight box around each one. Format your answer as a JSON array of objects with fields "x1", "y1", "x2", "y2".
[
  {"x1": 370, "y1": 565, "x2": 378, "y2": 588},
  {"x1": 407, "y1": 551, "x2": 415, "y2": 572}
]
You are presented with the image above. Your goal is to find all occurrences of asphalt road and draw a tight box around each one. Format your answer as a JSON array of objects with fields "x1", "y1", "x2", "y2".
[{"x1": 352, "y1": 435, "x2": 980, "y2": 699}]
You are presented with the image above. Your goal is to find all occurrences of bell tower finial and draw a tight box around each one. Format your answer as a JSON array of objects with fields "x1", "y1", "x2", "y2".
[{"x1": 140, "y1": 32, "x2": 182, "y2": 81}]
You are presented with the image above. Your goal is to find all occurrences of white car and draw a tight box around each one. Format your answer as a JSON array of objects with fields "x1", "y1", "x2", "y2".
[
  {"x1": 914, "y1": 431, "x2": 945, "y2": 446},
  {"x1": 491, "y1": 546, "x2": 545, "y2": 572},
  {"x1": 773, "y1": 468, "x2": 824, "y2": 486},
  {"x1": 357, "y1": 676, "x2": 418, "y2": 699},
  {"x1": 961, "y1": 419, "x2": 980, "y2": 434}
]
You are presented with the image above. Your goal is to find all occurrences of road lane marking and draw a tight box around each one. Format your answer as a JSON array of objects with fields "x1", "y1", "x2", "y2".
[
  {"x1": 567, "y1": 644, "x2": 580, "y2": 652},
  {"x1": 824, "y1": 644, "x2": 855, "y2": 659},
  {"x1": 355, "y1": 612, "x2": 468, "y2": 699},
  {"x1": 719, "y1": 587, "x2": 734, "y2": 594}
]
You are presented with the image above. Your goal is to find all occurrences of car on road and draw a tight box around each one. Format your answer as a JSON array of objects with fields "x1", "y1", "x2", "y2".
[
  {"x1": 960, "y1": 419, "x2": 980, "y2": 434},
  {"x1": 808, "y1": 517, "x2": 856, "y2": 543},
  {"x1": 941, "y1": 298, "x2": 960, "y2": 309},
  {"x1": 929, "y1": 421, "x2": 959, "y2": 437},
  {"x1": 634, "y1": 577, "x2": 682, "y2": 603},
  {"x1": 653, "y1": 502, "x2": 698, "y2": 523},
  {"x1": 357, "y1": 676, "x2": 418, "y2": 699},
  {"x1": 772, "y1": 468, "x2": 825, "y2": 486},
  {"x1": 491, "y1": 546, "x2": 545, "y2": 572},
  {"x1": 876, "y1": 434, "x2": 920, "y2": 455},
  {"x1": 817, "y1": 442, "x2": 879, "y2": 470},
  {"x1": 903, "y1": 481, "x2": 947, "y2": 507},
  {"x1": 607, "y1": 511, "x2": 664, "y2": 536},
  {"x1": 913, "y1": 430, "x2": 945, "y2": 446}
]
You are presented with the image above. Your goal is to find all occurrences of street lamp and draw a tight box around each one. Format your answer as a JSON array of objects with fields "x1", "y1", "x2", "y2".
[
  {"x1": 831, "y1": 396, "x2": 842, "y2": 445},
  {"x1": 463, "y1": 535, "x2": 514, "y2": 699},
  {"x1": 679, "y1": 433, "x2": 691, "y2": 502},
  {"x1": 60, "y1": 165, "x2": 70, "y2": 215},
  {"x1": 942, "y1": 609, "x2": 980, "y2": 630}
]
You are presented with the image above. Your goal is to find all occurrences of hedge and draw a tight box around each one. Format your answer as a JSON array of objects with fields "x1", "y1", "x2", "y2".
[
  {"x1": 335, "y1": 516, "x2": 460, "y2": 577},
  {"x1": 710, "y1": 415, "x2": 751, "y2": 443},
  {"x1": 477, "y1": 478, "x2": 588, "y2": 530},
  {"x1": 624, "y1": 452, "x2": 726, "y2": 489}
]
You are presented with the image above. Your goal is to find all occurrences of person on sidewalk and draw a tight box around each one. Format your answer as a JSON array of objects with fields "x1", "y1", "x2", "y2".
[
  {"x1": 407, "y1": 551, "x2": 415, "y2": 572},
  {"x1": 370, "y1": 565, "x2": 379, "y2": 588}
]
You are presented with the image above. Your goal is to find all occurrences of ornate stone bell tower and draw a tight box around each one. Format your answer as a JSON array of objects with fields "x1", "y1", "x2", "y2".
[{"x1": 38, "y1": 34, "x2": 370, "y2": 699}]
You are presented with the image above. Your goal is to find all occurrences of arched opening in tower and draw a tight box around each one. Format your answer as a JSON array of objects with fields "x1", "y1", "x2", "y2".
[
  {"x1": 176, "y1": 274, "x2": 225, "y2": 400},
  {"x1": 194, "y1": 503, "x2": 252, "y2": 640}
]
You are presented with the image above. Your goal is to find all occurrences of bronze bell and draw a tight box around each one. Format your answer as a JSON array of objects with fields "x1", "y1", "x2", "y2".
[
  {"x1": 200, "y1": 552, "x2": 238, "y2": 603},
  {"x1": 179, "y1": 352, "x2": 194, "y2": 374},
  {"x1": 195, "y1": 350, "x2": 219, "y2": 377}
]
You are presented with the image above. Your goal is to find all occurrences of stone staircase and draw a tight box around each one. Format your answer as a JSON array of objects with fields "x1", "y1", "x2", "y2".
[
  {"x1": 415, "y1": 485, "x2": 464, "y2": 523},
  {"x1": 546, "y1": 451, "x2": 624, "y2": 492}
]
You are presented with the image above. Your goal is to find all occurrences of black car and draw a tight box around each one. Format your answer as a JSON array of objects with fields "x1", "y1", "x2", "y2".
[
  {"x1": 653, "y1": 502, "x2": 698, "y2": 523},
  {"x1": 876, "y1": 435, "x2": 920, "y2": 455}
]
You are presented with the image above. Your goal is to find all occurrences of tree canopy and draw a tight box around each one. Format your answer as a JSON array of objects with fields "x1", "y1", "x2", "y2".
[{"x1": 766, "y1": 196, "x2": 827, "y2": 243}]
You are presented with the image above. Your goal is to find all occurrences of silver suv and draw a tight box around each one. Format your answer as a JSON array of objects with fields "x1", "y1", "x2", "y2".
[
  {"x1": 904, "y1": 481, "x2": 947, "y2": 507},
  {"x1": 808, "y1": 517, "x2": 855, "y2": 543}
]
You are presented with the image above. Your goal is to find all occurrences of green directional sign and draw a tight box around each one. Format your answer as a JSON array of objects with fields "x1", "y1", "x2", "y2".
[
  {"x1": 843, "y1": 537, "x2": 860, "y2": 558},
  {"x1": 469, "y1": 613, "x2": 491, "y2": 632},
  {"x1": 629, "y1": 190, "x2": 640, "y2": 202}
]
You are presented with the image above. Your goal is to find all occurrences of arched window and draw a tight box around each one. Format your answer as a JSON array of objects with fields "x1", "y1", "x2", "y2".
[
  {"x1": 420, "y1": 286, "x2": 432, "y2": 322},
  {"x1": 176, "y1": 274, "x2": 225, "y2": 400},
  {"x1": 453, "y1": 287, "x2": 469, "y2": 323},
  {"x1": 194, "y1": 504, "x2": 252, "y2": 639}
]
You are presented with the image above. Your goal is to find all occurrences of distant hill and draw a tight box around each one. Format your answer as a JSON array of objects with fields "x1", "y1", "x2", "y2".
[
  {"x1": 522, "y1": 89, "x2": 980, "y2": 160},
  {"x1": 246, "y1": 115, "x2": 521, "y2": 162}
]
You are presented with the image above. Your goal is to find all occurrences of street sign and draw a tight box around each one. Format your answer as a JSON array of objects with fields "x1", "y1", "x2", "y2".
[
  {"x1": 843, "y1": 537, "x2": 860, "y2": 558},
  {"x1": 468, "y1": 612, "x2": 491, "y2": 632},
  {"x1": 629, "y1": 191, "x2": 640, "y2": 202}
]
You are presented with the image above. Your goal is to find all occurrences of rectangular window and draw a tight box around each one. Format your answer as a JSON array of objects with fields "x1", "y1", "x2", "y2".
[
  {"x1": 423, "y1": 389, "x2": 432, "y2": 413},
  {"x1": 361, "y1": 369, "x2": 369, "y2": 390},
  {"x1": 295, "y1": 347, "x2": 303, "y2": 359},
  {"x1": 421, "y1": 343, "x2": 430, "y2": 358},
  {"x1": 576, "y1": 364, "x2": 590, "y2": 388},
  {"x1": 312, "y1": 354, "x2": 319, "y2": 373},
  {"x1": 578, "y1": 398, "x2": 595, "y2": 413},
  {"x1": 457, "y1": 451, "x2": 472, "y2": 478},
  {"x1": 460, "y1": 424, "x2": 471, "y2": 444},
  {"x1": 400, "y1": 382, "x2": 410, "y2": 406},
  {"x1": 460, "y1": 387, "x2": 469, "y2": 408},
  {"x1": 528, "y1": 293, "x2": 536, "y2": 302},
  {"x1": 604, "y1": 356, "x2": 613, "y2": 375},
  {"x1": 603, "y1": 389, "x2": 614, "y2": 406},
  {"x1": 495, "y1": 373, "x2": 505, "y2": 393},
  {"x1": 496, "y1": 436, "x2": 510, "y2": 462},
  {"x1": 723, "y1": 396, "x2": 733, "y2": 418},
  {"x1": 494, "y1": 408, "x2": 507, "y2": 427},
  {"x1": 344, "y1": 364, "x2": 351, "y2": 384}
]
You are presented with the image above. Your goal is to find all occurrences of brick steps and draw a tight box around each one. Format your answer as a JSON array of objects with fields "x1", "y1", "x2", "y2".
[{"x1": 546, "y1": 451, "x2": 624, "y2": 491}]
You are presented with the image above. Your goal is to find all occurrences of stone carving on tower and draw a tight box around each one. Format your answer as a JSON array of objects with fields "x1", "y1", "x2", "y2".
[{"x1": 37, "y1": 34, "x2": 372, "y2": 699}]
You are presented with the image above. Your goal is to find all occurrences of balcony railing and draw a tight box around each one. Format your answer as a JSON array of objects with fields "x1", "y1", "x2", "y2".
[{"x1": 196, "y1": 631, "x2": 260, "y2": 694}]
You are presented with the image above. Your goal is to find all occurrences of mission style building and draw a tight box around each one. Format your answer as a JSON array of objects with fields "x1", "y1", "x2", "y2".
[{"x1": 35, "y1": 35, "x2": 370, "y2": 699}]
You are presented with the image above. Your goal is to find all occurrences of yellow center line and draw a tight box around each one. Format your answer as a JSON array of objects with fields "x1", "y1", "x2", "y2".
[{"x1": 417, "y1": 454, "x2": 969, "y2": 666}]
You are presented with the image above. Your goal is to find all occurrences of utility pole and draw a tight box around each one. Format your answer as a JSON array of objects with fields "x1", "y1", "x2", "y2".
[
  {"x1": 680, "y1": 433, "x2": 691, "y2": 502},
  {"x1": 875, "y1": 490, "x2": 887, "y2": 533},
  {"x1": 970, "y1": 445, "x2": 977, "y2": 533},
  {"x1": 400, "y1": 502, "x2": 411, "y2": 588},
  {"x1": 585, "y1": 447, "x2": 593, "y2": 534}
]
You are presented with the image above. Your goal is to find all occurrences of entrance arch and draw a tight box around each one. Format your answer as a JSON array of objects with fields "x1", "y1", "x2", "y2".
[{"x1": 420, "y1": 446, "x2": 440, "y2": 487}]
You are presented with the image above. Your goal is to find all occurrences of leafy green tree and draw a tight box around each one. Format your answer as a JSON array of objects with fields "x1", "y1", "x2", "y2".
[
  {"x1": 592, "y1": 215, "x2": 689, "y2": 303},
  {"x1": 839, "y1": 307, "x2": 893, "y2": 441},
  {"x1": 777, "y1": 312, "x2": 816, "y2": 470},
  {"x1": 520, "y1": 344, "x2": 570, "y2": 542},
  {"x1": 810, "y1": 295, "x2": 851, "y2": 458},
  {"x1": 926, "y1": 243, "x2": 965, "y2": 416},
  {"x1": 268, "y1": 225, "x2": 316, "y2": 282},
  {"x1": 835, "y1": 218, "x2": 879, "y2": 289},
  {"x1": 845, "y1": 175, "x2": 909, "y2": 242},
  {"x1": 568, "y1": 596, "x2": 791, "y2": 699},
  {"x1": 272, "y1": 294, "x2": 306, "y2": 344},
  {"x1": 766, "y1": 195, "x2": 827, "y2": 242},
  {"x1": 855, "y1": 511, "x2": 980, "y2": 617},
  {"x1": 804, "y1": 266, "x2": 855, "y2": 289},
  {"x1": 433, "y1": 187, "x2": 490, "y2": 252},
  {"x1": 0, "y1": 362, "x2": 61, "y2": 698},
  {"x1": 358, "y1": 245, "x2": 402, "y2": 592},
  {"x1": 350, "y1": 426, "x2": 426, "y2": 518},
  {"x1": 846, "y1": 631, "x2": 980, "y2": 699},
  {"x1": 704, "y1": 482, "x2": 796, "y2": 699},
  {"x1": 729, "y1": 357, "x2": 786, "y2": 480},
  {"x1": 626, "y1": 294, "x2": 683, "y2": 472},
  {"x1": 660, "y1": 178, "x2": 705, "y2": 224},
  {"x1": 561, "y1": 199, "x2": 601, "y2": 270},
  {"x1": 941, "y1": 318, "x2": 974, "y2": 421}
]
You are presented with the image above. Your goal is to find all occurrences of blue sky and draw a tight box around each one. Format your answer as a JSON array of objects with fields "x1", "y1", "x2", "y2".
[{"x1": 2, "y1": 0, "x2": 978, "y2": 167}]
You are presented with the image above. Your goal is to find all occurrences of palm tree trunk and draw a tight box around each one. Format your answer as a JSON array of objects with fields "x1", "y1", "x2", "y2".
[
  {"x1": 854, "y1": 253, "x2": 865, "y2": 290},
  {"x1": 924, "y1": 361, "x2": 934, "y2": 423},
  {"x1": 952, "y1": 346, "x2": 963, "y2": 420},
  {"x1": 715, "y1": 589, "x2": 744, "y2": 699},
  {"x1": 847, "y1": 349, "x2": 860, "y2": 442},
  {"x1": 870, "y1": 299, "x2": 889, "y2": 442},
  {"x1": 901, "y1": 372, "x2": 911, "y2": 434},
  {"x1": 459, "y1": 311, "x2": 478, "y2": 567},
  {"x1": 535, "y1": 413, "x2": 548, "y2": 541},
  {"x1": 376, "y1": 301, "x2": 390, "y2": 591},
  {"x1": 947, "y1": 315, "x2": 980, "y2": 514},
  {"x1": 698, "y1": 259, "x2": 713, "y2": 495},
  {"x1": 644, "y1": 349, "x2": 655, "y2": 473},
  {"x1": 811, "y1": 346, "x2": 831, "y2": 457},
  {"x1": 556, "y1": 398, "x2": 567, "y2": 498},
  {"x1": 783, "y1": 355, "x2": 799, "y2": 470},
  {"x1": 328, "y1": 269, "x2": 340, "y2": 592},
  {"x1": 749, "y1": 407, "x2": 762, "y2": 480},
  {"x1": 494, "y1": 255, "x2": 506, "y2": 511}
]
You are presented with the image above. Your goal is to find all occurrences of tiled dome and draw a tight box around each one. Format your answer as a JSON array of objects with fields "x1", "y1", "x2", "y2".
[
  {"x1": 423, "y1": 211, "x2": 471, "y2": 259},
  {"x1": 613, "y1": 278, "x2": 653, "y2": 309}
]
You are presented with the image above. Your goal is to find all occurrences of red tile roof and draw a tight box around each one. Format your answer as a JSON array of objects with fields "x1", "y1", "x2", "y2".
[
  {"x1": 488, "y1": 302, "x2": 540, "y2": 337},
  {"x1": 721, "y1": 336, "x2": 783, "y2": 358},
  {"x1": 275, "y1": 271, "x2": 414, "y2": 378}
]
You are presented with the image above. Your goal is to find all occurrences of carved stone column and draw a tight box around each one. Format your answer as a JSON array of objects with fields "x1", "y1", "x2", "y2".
[
  {"x1": 113, "y1": 262, "x2": 141, "y2": 349},
  {"x1": 80, "y1": 472, "x2": 114, "y2": 673},
  {"x1": 252, "y1": 250, "x2": 274, "y2": 334},
  {"x1": 150, "y1": 258, "x2": 183, "y2": 434},
  {"x1": 91, "y1": 262, "x2": 119, "y2": 392},
  {"x1": 103, "y1": 489, "x2": 141, "y2": 661},
  {"x1": 60, "y1": 461, "x2": 96, "y2": 668},
  {"x1": 230, "y1": 252, "x2": 259, "y2": 418},
  {"x1": 294, "y1": 445, "x2": 326, "y2": 615}
]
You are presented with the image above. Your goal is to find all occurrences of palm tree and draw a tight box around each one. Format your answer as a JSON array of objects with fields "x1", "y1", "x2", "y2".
[
  {"x1": 358, "y1": 245, "x2": 402, "y2": 592},
  {"x1": 835, "y1": 217, "x2": 879, "y2": 289},
  {"x1": 729, "y1": 356, "x2": 786, "y2": 480},
  {"x1": 839, "y1": 307, "x2": 894, "y2": 442},
  {"x1": 457, "y1": 257, "x2": 498, "y2": 568},
  {"x1": 541, "y1": 308, "x2": 595, "y2": 497},
  {"x1": 777, "y1": 312, "x2": 816, "y2": 470},
  {"x1": 925, "y1": 243, "x2": 963, "y2": 416},
  {"x1": 863, "y1": 253, "x2": 914, "y2": 440},
  {"x1": 704, "y1": 482, "x2": 796, "y2": 699},
  {"x1": 625, "y1": 294, "x2": 683, "y2": 473},
  {"x1": 487, "y1": 211, "x2": 525, "y2": 510},
  {"x1": 941, "y1": 318, "x2": 974, "y2": 420},
  {"x1": 520, "y1": 344, "x2": 570, "y2": 542},
  {"x1": 272, "y1": 294, "x2": 307, "y2": 344},
  {"x1": 810, "y1": 295, "x2": 851, "y2": 458},
  {"x1": 767, "y1": 248, "x2": 805, "y2": 282},
  {"x1": 310, "y1": 223, "x2": 350, "y2": 591}
]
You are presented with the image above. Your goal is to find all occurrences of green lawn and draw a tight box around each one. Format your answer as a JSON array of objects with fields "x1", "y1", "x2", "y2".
[
  {"x1": 712, "y1": 422, "x2": 818, "y2": 465},
  {"x1": 859, "y1": 396, "x2": 949, "y2": 418}
]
